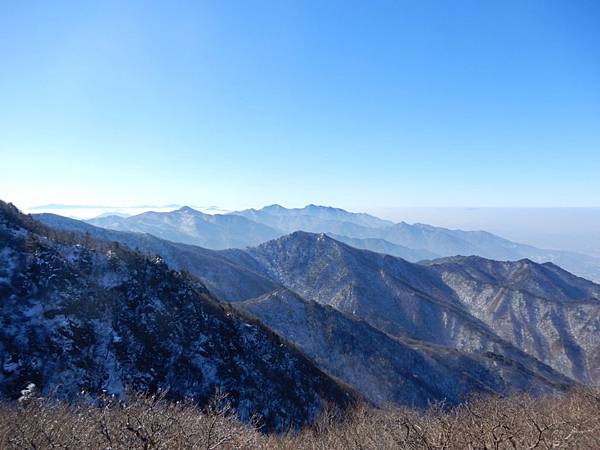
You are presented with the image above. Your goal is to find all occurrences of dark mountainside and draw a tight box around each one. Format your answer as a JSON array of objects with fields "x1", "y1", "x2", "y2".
[
  {"x1": 0, "y1": 202, "x2": 357, "y2": 431},
  {"x1": 34, "y1": 214, "x2": 584, "y2": 407},
  {"x1": 36, "y1": 213, "x2": 278, "y2": 301}
]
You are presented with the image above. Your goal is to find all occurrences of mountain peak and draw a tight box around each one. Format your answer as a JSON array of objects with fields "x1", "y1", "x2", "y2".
[
  {"x1": 177, "y1": 206, "x2": 199, "y2": 213},
  {"x1": 287, "y1": 230, "x2": 332, "y2": 242},
  {"x1": 304, "y1": 204, "x2": 340, "y2": 212},
  {"x1": 285, "y1": 230, "x2": 320, "y2": 241},
  {"x1": 253, "y1": 231, "x2": 345, "y2": 255},
  {"x1": 262, "y1": 204, "x2": 286, "y2": 211},
  {"x1": 0, "y1": 200, "x2": 20, "y2": 218}
]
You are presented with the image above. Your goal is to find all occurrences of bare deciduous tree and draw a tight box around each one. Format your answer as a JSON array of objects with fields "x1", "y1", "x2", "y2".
[{"x1": 1, "y1": 389, "x2": 599, "y2": 449}]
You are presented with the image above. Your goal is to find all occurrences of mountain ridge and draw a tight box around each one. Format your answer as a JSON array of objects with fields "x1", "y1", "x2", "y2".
[
  {"x1": 225, "y1": 231, "x2": 600, "y2": 386},
  {"x1": 87, "y1": 207, "x2": 282, "y2": 250},
  {"x1": 80, "y1": 203, "x2": 600, "y2": 282},
  {"x1": 1, "y1": 202, "x2": 358, "y2": 430},
  {"x1": 34, "y1": 211, "x2": 600, "y2": 387},
  {"x1": 230, "y1": 204, "x2": 600, "y2": 282},
  {"x1": 36, "y1": 213, "x2": 278, "y2": 302}
]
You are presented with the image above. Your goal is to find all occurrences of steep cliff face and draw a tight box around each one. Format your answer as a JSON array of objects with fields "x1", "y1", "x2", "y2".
[{"x1": 0, "y1": 202, "x2": 357, "y2": 431}]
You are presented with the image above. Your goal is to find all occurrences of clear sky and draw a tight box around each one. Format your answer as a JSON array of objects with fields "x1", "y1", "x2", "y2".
[{"x1": 1, "y1": 0, "x2": 599, "y2": 210}]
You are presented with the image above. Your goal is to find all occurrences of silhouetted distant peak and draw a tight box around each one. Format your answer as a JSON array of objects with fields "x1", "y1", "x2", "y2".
[
  {"x1": 305, "y1": 204, "x2": 352, "y2": 213},
  {"x1": 428, "y1": 255, "x2": 486, "y2": 265},
  {"x1": 252, "y1": 204, "x2": 284, "y2": 214}
]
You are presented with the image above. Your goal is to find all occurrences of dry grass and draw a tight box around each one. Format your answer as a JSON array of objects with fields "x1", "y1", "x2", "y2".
[{"x1": 1, "y1": 389, "x2": 599, "y2": 449}]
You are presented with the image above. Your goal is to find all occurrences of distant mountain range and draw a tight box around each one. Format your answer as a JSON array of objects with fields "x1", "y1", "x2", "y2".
[
  {"x1": 32, "y1": 208, "x2": 600, "y2": 409},
  {"x1": 235, "y1": 204, "x2": 395, "y2": 231},
  {"x1": 25, "y1": 204, "x2": 231, "y2": 220},
  {"x1": 234, "y1": 205, "x2": 600, "y2": 283},
  {"x1": 88, "y1": 207, "x2": 281, "y2": 249},
  {"x1": 84, "y1": 204, "x2": 600, "y2": 282}
]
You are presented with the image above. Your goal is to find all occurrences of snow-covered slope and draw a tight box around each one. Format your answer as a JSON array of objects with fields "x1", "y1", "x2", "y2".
[
  {"x1": 238, "y1": 289, "x2": 572, "y2": 407},
  {"x1": 0, "y1": 202, "x2": 357, "y2": 431},
  {"x1": 428, "y1": 256, "x2": 600, "y2": 385},
  {"x1": 234, "y1": 204, "x2": 394, "y2": 231},
  {"x1": 225, "y1": 232, "x2": 600, "y2": 385},
  {"x1": 88, "y1": 206, "x2": 282, "y2": 250},
  {"x1": 29, "y1": 212, "x2": 600, "y2": 395},
  {"x1": 36, "y1": 213, "x2": 278, "y2": 301}
]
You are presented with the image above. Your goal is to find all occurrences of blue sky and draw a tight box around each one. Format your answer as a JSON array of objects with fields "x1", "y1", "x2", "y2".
[{"x1": 1, "y1": 0, "x2": 599, "y2": 210}]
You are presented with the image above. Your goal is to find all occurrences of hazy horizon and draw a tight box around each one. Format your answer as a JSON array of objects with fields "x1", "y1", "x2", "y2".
[{"x1": 18, "y1": 201, "x2": 600, "y2": 257}]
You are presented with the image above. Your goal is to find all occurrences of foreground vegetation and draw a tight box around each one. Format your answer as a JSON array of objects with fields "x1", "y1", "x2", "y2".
[{"x1": 1, "y1": 389, "x2": 599, "y2": 449}]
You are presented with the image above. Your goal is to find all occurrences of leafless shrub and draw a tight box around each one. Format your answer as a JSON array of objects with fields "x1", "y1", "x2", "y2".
[
  {"x1": 1, "y1": 389, "x2": 599, "y2": 449},
  {"x1": 0, "y1": 390, "x2": 263, "y2": 449},
  {"x1": 269, "y1": 388, "x2": 600, "y2": 450}
]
